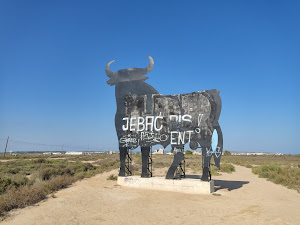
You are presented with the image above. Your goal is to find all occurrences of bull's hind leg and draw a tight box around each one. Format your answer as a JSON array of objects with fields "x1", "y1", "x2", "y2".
[
  {"x1": 119, "y1": 147, "x2": 127, "y2": 176},
  {"x1": 141, "y1": 147, "x2": 150, "y2": 178},
  {"x1": 166, "y1": 145, "x2": 184, "y2": 179}
]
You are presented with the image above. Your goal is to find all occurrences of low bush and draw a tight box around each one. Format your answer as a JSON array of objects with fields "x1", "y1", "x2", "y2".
[
  {"x1": 210, "y1": 166, "x2": 219, "y2": 176},
  {"x1": 0, "y1": 183, "x2": 47, "y2": 214},
  {"x1": 220, "y1": 163, "x2": 235, "y2": 173},
  {"x1": 252, "y1": 164, "x2": 300, "y2": 192},
  {"x1": 96, "y1": 160, "x2": 119, "y2": 173},
  {"x1": 223, "y1": 150, "x2": 231, "y2": 156},
  {"x1": 0, "y1": 178, "x2": 17, "y2": 195},
  {"x1": 207, "y1": 163, "x2": 235, "y2": 176},
  {"x1": 107, "y1": 174, "x2": 118, "y2": 181},
  {"x1": 44, "y1": 175, "x2": 74, "y2": 192},
  {"x1": 33, "y1": 158, "x2": 46, "y2": 164},
  {"x1": 252, "y1": 164, "x2": 283, "y2": 178},
  {"x1": 185, "y1": 150, "x2": 193, "y2": 155}
]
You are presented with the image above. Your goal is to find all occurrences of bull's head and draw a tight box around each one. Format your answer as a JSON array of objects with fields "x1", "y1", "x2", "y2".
[{"x1": 105, "y1": 56, "x2": 154, "y2": 86}]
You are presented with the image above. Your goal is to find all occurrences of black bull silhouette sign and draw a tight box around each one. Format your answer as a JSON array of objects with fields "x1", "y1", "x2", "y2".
[{"x1": 105, "y1": 56, "x2": 223, "y2": 181}]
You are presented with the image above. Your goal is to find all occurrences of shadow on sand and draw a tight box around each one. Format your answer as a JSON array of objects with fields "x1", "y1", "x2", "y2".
[
  {"x1": 214, "y1": 180, "x2": 249, "y2": 191},
  {"x1": 185, "y1": 174, "x2": 202, "y2": 179},
  {"x1": 183, "y1": 175, "x2": 249, "y2": 191}
]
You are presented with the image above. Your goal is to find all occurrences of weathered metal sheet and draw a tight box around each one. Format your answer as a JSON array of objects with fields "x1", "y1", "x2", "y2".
[{"x1": 119, "y1": 91, "x2": 218, "y2": 150}]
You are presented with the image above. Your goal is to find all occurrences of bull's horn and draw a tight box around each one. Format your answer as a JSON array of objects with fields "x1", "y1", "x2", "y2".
[
  {"x1": 105, "y1": 60, "x2": 116, "y2": 78},
  {"x1": 145, "y1": 56, "x2": 154, "y2": 74}
]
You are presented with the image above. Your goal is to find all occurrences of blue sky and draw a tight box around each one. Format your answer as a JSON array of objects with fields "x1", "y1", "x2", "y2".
[{"x1": 0, "y1": 1, "x2": 299, "y2": 154}]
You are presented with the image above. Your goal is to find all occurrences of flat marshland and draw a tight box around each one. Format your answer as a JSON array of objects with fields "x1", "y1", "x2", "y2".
[{"x1": 0, "y1": 153, "x2": 299, "y2": 224}]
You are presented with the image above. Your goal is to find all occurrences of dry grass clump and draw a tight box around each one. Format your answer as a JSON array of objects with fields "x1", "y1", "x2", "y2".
[
  {"x1": 209, "y1": 163, "x2": 235, "y2": 176},
  {"x1": 185, "y1": 155, "x2": 202, "y2": 173},
  {"x1": 220, "y1": 163, "x2": 235, "y2": 173},
  {"x1": 152, "y1": 155, "x2": 173, "y2": 168},
  {"x1": 107, "y1": 174, "x2": 118, "y2": 181}
]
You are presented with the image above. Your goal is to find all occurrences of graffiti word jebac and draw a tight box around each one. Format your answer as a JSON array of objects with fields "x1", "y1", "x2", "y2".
[{"x1": 122, "y1": 114, "x2": 192, "y2": 132}]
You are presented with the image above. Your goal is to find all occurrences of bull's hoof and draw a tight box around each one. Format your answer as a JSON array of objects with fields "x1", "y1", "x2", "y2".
[
  {"x1": 165, "y1": 175, "x2": 174, "y2": 179},
  {"x1": 141, "y1": 173, "x2": 150, "y2": 178},
  {"x1": 202, "y1": 167, "x2": 210, "y2": 181},
  {"x1": 201, "y1": 176, "x2": 210, "y2": 181},
  {"x1": 165, "y1": 165, "x2": 177, "y2": 179},
  {"x1": 118, "y1": 170, "x2": 125, "y2": 176}
]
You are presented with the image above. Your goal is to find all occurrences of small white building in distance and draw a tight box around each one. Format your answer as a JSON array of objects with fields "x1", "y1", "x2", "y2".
[
  {"x1": 43, "y1": 152, "x2": 62, "y2": 155},
  {"x1": 108, "y1": 151, "x2": 117, "y2": 154},
  {"x1": 153, "y1": 149, "x2": 164, "y2": 154},
  {"x1": 43, "y1": 152, "x2": 52, "y2": 155},
  {"x1": 65, "y1": 151, "x2": 83, "y2": 155}
]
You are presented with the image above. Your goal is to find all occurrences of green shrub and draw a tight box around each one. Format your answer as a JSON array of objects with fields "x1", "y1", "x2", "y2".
[
  {"x1": 220, "y1": 163, "x2": 235, "y2": 173},
  {"x1": 0, "y1": 177, "x2": 17, "y2": 194},
  {"x1": 223, "y1": 150, "x2": 231, "y2": 156},
  {"x1": 74, "y1": 172, "x2": 86, "y2": 180},
  {"x1": 185, "y1": 150, "x2": 193, "y2": 155},
  {"x1": 107, "y1": 174, "x2": 118, "y2": 181},
  {"x1": 11, "y1": 174, "x2": 29, "y2": 186},
  {"x1": 210, "y1": 166, "x2": 220, "y2": 176},
  {"x1": 33, "y1": 158, "x2": 46, "y2": 164},
  {"x1": 252, "y1": 164, "x2": 283, "y2": 178}
]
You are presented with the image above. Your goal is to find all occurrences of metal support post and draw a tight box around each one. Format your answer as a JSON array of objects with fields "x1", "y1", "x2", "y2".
[
  {"x1": 125, "y1": 148, "x2": 132, "y2": 176},
  {"x1": 147, "y1": 146, "x2": 153, "y2": 177},
  {"x1": 4, "y1": 136, "x2": 9, "y2": 158}
]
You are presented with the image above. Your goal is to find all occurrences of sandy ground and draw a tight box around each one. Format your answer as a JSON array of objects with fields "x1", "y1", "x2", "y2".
[{"x1": 1, "y1": 165, "x2": 300, "y2": 225}]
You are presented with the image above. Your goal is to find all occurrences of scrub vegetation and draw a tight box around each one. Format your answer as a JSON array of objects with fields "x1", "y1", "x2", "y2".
[
  {"x1": 252, "y1": 164, "x2": 300, "y2": 192},
  {"x1": 131, "y1": 153, "x2": 299, "y2": 193},
  {"x1": 222, "y1": 154, "x2": 300, "y2": 193},
  {"x1": 0, "y1": 154, "x2": 119, "y2": 216},
  {"x1": 131, "y1": 153, "x2": 235, "y2": 176},
  {"x1": 0, "y1": 153, "x2": 299, "y2": 217}
]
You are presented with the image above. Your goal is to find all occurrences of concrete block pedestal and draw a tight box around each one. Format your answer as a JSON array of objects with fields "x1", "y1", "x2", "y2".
[{"x1": 117, "y1": 176, "x2": 214, "y2": 194}]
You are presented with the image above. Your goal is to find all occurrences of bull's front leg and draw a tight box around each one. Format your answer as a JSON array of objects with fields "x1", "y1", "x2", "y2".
[
  {"x1": 165, "y1": 145, "x2": 184, "y2": 179},
  {"x1": 201, "y1": 145, "x2": 213, "y2": 181},
  {"x1": 141, "y1": 147, "x2": 150, "y2": 178},
  {"x1": 119, "y1": 147, "x2": 127, "y2": 176}
]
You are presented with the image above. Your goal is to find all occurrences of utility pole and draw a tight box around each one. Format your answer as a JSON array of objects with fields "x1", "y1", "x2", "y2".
[{"x1": 4, "y1": 136, "x2": 9, "y2": 158}]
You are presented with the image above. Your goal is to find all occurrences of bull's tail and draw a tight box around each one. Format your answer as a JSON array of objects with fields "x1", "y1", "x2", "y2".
[
  {"x1": 212, "y1": 124, "x2": 223, "y2": 169},
  {"x1": 206, "y1": 89, "x2": 223, "y2": 170}
]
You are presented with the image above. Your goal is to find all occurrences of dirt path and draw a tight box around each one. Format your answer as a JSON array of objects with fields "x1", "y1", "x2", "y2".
[{"x1": 2, "y1": 165, "x2": 300, "y2": 225}]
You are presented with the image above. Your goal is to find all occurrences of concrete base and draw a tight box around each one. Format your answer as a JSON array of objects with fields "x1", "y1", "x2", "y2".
[{"x1": 117, "y1": 176, "x2": 214, "y2": 194}]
